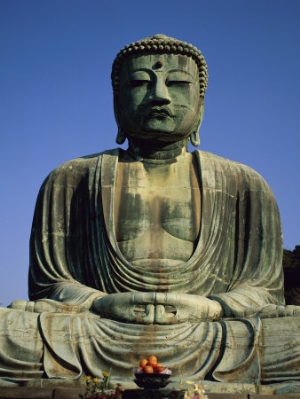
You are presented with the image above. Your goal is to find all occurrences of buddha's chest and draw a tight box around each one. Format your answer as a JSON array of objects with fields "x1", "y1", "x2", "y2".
[{"x1": 114, "y1": 158, "x2": 201, "y2": 242}]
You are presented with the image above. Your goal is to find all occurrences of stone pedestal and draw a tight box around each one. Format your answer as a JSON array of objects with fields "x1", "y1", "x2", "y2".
[{"x1": 0, "y1": 379, "x2": 298, "y2": 398}]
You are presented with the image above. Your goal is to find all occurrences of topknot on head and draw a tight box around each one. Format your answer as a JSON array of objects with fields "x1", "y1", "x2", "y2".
[{"x1": 111, "y1": 34, "x2": 208, "y2": 98}]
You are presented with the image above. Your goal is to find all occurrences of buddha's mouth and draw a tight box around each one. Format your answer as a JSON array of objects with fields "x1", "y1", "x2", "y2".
[{"x1": 147, "y1": 108, "x2": 174, "y2": 119}]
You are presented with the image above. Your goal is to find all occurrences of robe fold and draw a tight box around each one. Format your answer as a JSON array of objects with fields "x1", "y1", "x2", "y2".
[
  {"x1": 2, "y1": 149, "x2": 298, "y2": 385},
  {"x1": 29, "y1": 149, "x2": 284, "y2": 311}
]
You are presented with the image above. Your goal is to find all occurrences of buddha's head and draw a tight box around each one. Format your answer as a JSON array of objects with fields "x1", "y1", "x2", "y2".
[{"x1": 111, "y1": 34, "x2": 208, "y2": 147}]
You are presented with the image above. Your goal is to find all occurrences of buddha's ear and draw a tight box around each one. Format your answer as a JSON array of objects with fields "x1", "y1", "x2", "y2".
[
  {"x1": 190, "y1": 99, "x2": 204, "y2": 147},
  {"x1": 113, "y1": 96, "x2": 127, "y2": 145}
]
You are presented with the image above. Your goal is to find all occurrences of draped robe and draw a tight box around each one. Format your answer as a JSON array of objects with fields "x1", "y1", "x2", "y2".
[
  {"x1": 29, "y1": 149, "x2": 284, "y2": 307},
  {"x1": 2, "y1": 149, "x2": 300, "y2": 385}
]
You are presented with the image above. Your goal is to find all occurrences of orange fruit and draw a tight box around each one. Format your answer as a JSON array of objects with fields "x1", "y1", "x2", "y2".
[
  {"x1": 143, "y1": 365, "x2": 154, "y2": 374},
  {"x1": 154, "y1": 362, "x2": 165, "y2": 373},
  {"x1": 148, "y1": 355, "x2": 158, "y2": 366},
  {"x1": 139, "y1": 358, "x2": 148, "y2": 368}
]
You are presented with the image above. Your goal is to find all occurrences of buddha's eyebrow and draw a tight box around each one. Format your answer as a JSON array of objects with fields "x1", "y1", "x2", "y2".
[
  {"x1": 167, "y1": 68, "x2": 196, "y2": 78},
  {"x1": 128, "y1": 68, "x2": 152, "y2": 74},
  {"x1": 128, "y1": 67, "x2": 196, "y2": 79}
]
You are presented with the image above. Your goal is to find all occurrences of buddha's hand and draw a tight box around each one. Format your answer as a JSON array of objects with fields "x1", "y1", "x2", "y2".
[
  {"x1": 152, "y1": 293, "x2": 223, "y2": 324},
  {"x1": 92, "y1": 292, "x2": 223, "y2": 324},
  {"x1": 92, "y1": 292, "x2": 158, "y2": 324}
]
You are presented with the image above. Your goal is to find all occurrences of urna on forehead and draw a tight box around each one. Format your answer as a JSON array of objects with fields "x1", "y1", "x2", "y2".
[{"x1": 111, "y1": 34, "x2": 208, "y2": 97}]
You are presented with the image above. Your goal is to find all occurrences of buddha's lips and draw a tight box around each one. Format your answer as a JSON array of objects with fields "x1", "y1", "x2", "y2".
[{"x1": 146, "y1": 108, "x2": 174, "y2": 119}]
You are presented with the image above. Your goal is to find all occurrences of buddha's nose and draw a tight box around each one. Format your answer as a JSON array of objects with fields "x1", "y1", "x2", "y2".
[{"x1": 149, "y1": 79, "x2": 170, "y2": 104}]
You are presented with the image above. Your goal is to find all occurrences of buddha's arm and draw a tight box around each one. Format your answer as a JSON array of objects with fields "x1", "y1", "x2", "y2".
[
  {"x1": 28, "y1": 158, "x2": 108, "y2": 307},
  {"x1": 47, "y1": 281, "x2": 107, "y2": 305},
  {"x1": 207, "y1": 165, "x2": 285, "y2": 317},
  {"x1": 29, "y1": 273, "x2": 107, "y2": 308}
]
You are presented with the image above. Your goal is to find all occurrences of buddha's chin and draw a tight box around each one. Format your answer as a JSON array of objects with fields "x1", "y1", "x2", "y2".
[
  {"x1": 141, "y1": 119, "x2": 175, "y2": 135},
  {"x1": 144, "y1": 117, "x2": 175, "y2": 131},
  {"x1": 128, "y1": 129, "x2": 190, "y2": 144}
]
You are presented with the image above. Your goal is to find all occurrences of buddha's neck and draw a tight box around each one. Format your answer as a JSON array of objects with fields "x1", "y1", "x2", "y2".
[{"x1": 127, "y1": 137, "x2": 189, "y2": 164}]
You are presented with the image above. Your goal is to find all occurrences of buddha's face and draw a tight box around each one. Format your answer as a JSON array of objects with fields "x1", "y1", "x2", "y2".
[{"x1": 116, "y1": 54, "x2": 202, "y2": 143}]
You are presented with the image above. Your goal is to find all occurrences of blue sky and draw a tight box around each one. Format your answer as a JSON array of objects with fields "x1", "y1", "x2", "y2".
[{"x1": 0, "y1": 0, "x2": 299, "y2": 306}]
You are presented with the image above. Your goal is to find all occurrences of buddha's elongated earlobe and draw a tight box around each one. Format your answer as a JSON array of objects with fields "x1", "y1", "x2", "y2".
[
  {"x1": 114, "y1": 96, "x2": 127, "y2": 144},
  {"x1": 190, "y1": 100, "x2": 204, "y2": 147},
  {"x1": 190, "y1": 131, "x2": 200, "y2": 147},
  {"x1": 116, "y1": 127, "x2": 126, "y2": 144}
]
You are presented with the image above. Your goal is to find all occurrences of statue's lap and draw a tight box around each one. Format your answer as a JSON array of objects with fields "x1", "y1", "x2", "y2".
[{"x1": 1, "y1": 307, "x2": 300, "y2": 389}]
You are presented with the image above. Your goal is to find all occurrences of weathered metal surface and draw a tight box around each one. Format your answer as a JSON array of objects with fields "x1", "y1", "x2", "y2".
[{"x1": 0, "y1": 34, "x2": 299, "y2": 393}]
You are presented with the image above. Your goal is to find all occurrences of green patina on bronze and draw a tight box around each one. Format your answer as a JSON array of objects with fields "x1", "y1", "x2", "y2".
[
  {"x1": 0, "y1": 34, "x2": 300, "y2": 395},
  {"x1": 111, "y1": 34, "x2": 208, "y2": 98}
]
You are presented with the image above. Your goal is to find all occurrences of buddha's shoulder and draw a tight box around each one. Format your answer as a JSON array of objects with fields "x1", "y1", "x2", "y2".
[
  {"x1": 42, "y1": 149, "x2": 119, "y2": 185},
  {"x1": 195, "y1": 150, "x2": 271, "y2": 187}
]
